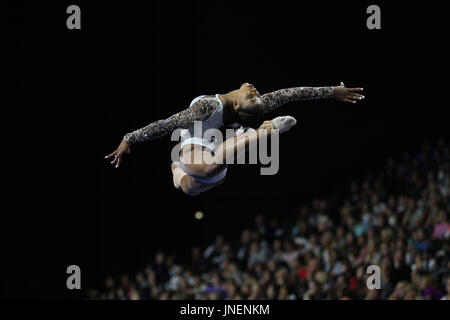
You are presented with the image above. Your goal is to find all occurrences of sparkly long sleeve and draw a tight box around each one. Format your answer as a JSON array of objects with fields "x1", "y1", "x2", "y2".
[
  {"x1": 123, "y1": 95, "x2": 220, "y2": 144},
  {"x1": 261, "y1": 86, "x2": 334, "y2": 113}
]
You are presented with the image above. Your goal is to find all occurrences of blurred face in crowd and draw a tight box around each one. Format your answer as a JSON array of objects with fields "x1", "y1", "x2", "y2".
[
  {"x1": 381, "y1": 256, "x2": 392, "y2": 273},
  {"x1": 407, "y1": 198, "x2": 416, "y2": 211},
  {"x1": 357, "y1": 235, "x2": 366, "y2": 247},
  {"x1": 361, "y1": 202, "x2": 369, "y2": 213},
  {"x1": 210, "y1": 273, "x2": 220, "y2": 287},
  {"x1": 225, "y1": 281, "x2": 237, "y2": 297},
  {"x1": 266, "y1": 284, "x2": 276, "y2": 299},
  {"x1": 267, "y1": 260, "x2": 277, "y2": 272},
  {"x1": 254, "y1": 263, "x2": 263, "y2": 275},
  {"x1": 284, "y1": 240, "x2": 294, "y2": 252},
  {"x1": 413, "y1": 229, "x2": 425, "y2": 241},
  {"x1": 192, "y1": 246, "x2": 201, "y2": 259},
  {"x1": 330, "y1": 250, "x2": 338, "y2": 263},
  {"x1": 336, "y1": 227, "x2": 344, "y2": 239},
  {"x1": 356, "y1": 266, "x2": 365, "y2": 279},
  {"x1": 411, "y1": 269, "x2": 422, "y2": 287},
  {"x1": 336, "y1": 275, "x2": 346, "y2": 288},
  {"x1": 241, "y1": 229, "x2": 251, "y2": 244},
  {"x1": 388, "y1": 196, "x2": 396, "y2": 208},
  {"x1": 309, "y1": 234, "x2": 318, "y2": 246},
  {"x1": 404, "y1": 287, "x2": 418, "y2": 300},
  {"x1": 307, "y1": 280, "x2": 318, "y2": 293},
  {"x1": 297, "y1": 221, "x2": 307, "y2": 235},
  {"x1": 368, "y1": 240, "x2": 377, "y2": 252},
  {"x1": 394, "y1": 250, "x2": 404, "y2": 265},
  {"x1": 249, "y1": 242, "x2": 259, "y2": 253},
  {"x1": 105, "y1": 277, "x2": 114, "y2": 289},
  {"x1": 437, "y1": 210, "x2": 447, "y2": 223},
  {"x1": 273, "y1": 239, "x2": 282, "y2": 252},
  {"x1": 367, "y1": 229, "x2": 376, "y2": 240},
  {"x1": 166, "y1": 255, "x2": 175, "y2": 267},
  {"x1": 394, "y1": 281, "x2": 408, "y2": 298},
  {"x1": 346, "y1": 232, "x2": 355, "y2": 245},
  {"x1": 278, "y1": 286, "x2": 288, "y2": 299},
  {"x1": 155, "y1": 252, "x2": 164, "y2": 264},
  {"x1": 320, "y1": 232, "x2": 332, "y2": 247},
  {"x1": 380, "y1": 242, "x2": 389, "y2": 256},
  {"x1": 419, "y1": 275, "x2": 433, "y2": 291},
  {"x1": 308, "y1": 258, "x2": 319, "y2": 274},
  {"x1": 215, "y1": 235, "x2": 224, "y2": 248},
  {"x1": 346, "y1": 216, "x2": 356, "y2": 228},
  {"x1": 396, "y1": 239, "x2": 405, "y2": 251},
  {"x1": 446, "y1": 278, "x2": 450, "y2": 294},
  {"x1": 261, "y1": 270, "x2": 271, "y2": 285}
]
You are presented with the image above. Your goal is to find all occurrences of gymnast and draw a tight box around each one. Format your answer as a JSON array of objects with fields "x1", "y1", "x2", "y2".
[{"x1": 105, "y1": 82, "x2": 364, "y2": 196}]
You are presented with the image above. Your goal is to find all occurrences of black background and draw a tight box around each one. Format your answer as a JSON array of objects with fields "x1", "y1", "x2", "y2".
[{"x1": 4, "y1": 0, "x2": 449, "y2": 299}]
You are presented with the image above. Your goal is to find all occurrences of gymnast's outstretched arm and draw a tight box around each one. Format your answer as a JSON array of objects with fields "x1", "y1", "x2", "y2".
[
  {"x1": 105, "y1": 95, "x2": 221, "y2": 167},
  {"x1": 123, "y1": 95, "x2": 221, "y2": 144},
  {"x1": 261, "y1": 82, "x2": 364, "y2": 113}
]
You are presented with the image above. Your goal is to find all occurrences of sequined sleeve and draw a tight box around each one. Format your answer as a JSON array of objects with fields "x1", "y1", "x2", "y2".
[
  {"x1": 261, "y1": 86, "x2": 335, "y2": 113},
  {"x1": 123, "y1": 95, "x2": 220, "y2": 144}
]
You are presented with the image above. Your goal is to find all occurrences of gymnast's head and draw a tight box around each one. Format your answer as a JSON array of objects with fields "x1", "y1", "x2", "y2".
[{"x1": 233, "y1": 82, "x2": 265, "y2": 127}]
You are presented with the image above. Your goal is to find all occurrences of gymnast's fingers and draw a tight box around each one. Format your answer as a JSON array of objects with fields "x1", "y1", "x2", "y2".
[
  {"x1": 110, "y1": 156, "x2": 118, "y2": 165},
  {"x1": 344, "y1": 98, "x2": 356, "y2": 104},
  {"x1": 348, "y1": 87, "x2": 364, "y2": 92},
  {"x1": 351, "y1": 93, "x2": 365, "y2": 100},
  {"x1": 105, "y1": 151, "x2": 117, "y2": 159}
]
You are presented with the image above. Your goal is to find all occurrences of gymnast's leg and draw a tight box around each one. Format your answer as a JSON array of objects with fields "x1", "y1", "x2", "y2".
[
  {"x1": 181, "y1": 116, "x2": 297, "y2": 180},
  {"x1": 171, "y1": 161, "x2": 225, "y2": 196},
  {"x1": 214, "y1": 116, "x2": 297, "y2": 165},
  {"x1": 173, "y1": 116, "x2": 297, "y2": 195}
]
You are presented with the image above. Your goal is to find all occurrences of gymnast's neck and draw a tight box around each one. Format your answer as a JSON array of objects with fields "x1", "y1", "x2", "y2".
[{"x1": 218, "y1": 90, "x2": 239, "y2": 125}]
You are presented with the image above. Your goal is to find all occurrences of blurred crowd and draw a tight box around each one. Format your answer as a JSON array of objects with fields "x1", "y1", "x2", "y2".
[{"x1": 89, "y1": 139, "x2": 450, "y2": 300}]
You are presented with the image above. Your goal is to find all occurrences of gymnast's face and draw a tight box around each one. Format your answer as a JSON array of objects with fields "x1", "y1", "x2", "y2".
[{"x1": 235, "y1": 82, "x2": 264, "y2": 114}]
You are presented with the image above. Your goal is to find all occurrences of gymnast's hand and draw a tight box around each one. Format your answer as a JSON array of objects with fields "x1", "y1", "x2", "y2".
[
  {"x1": 105, "y1": 140, "x2": 131, "y2": 168},
  {"x1": 333, "y1": 82, "x2": 365, "y2": 103}
]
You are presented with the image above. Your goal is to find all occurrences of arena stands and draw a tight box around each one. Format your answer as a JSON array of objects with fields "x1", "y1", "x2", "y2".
[{"x1": 89, "y1": 138, "x2": 450, "y2": 300}]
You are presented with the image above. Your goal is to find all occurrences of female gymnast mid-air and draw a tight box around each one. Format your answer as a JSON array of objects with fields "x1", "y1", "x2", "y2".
[{"x1": 106, "y1": 82, "x2": 364, "y2": 196}]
